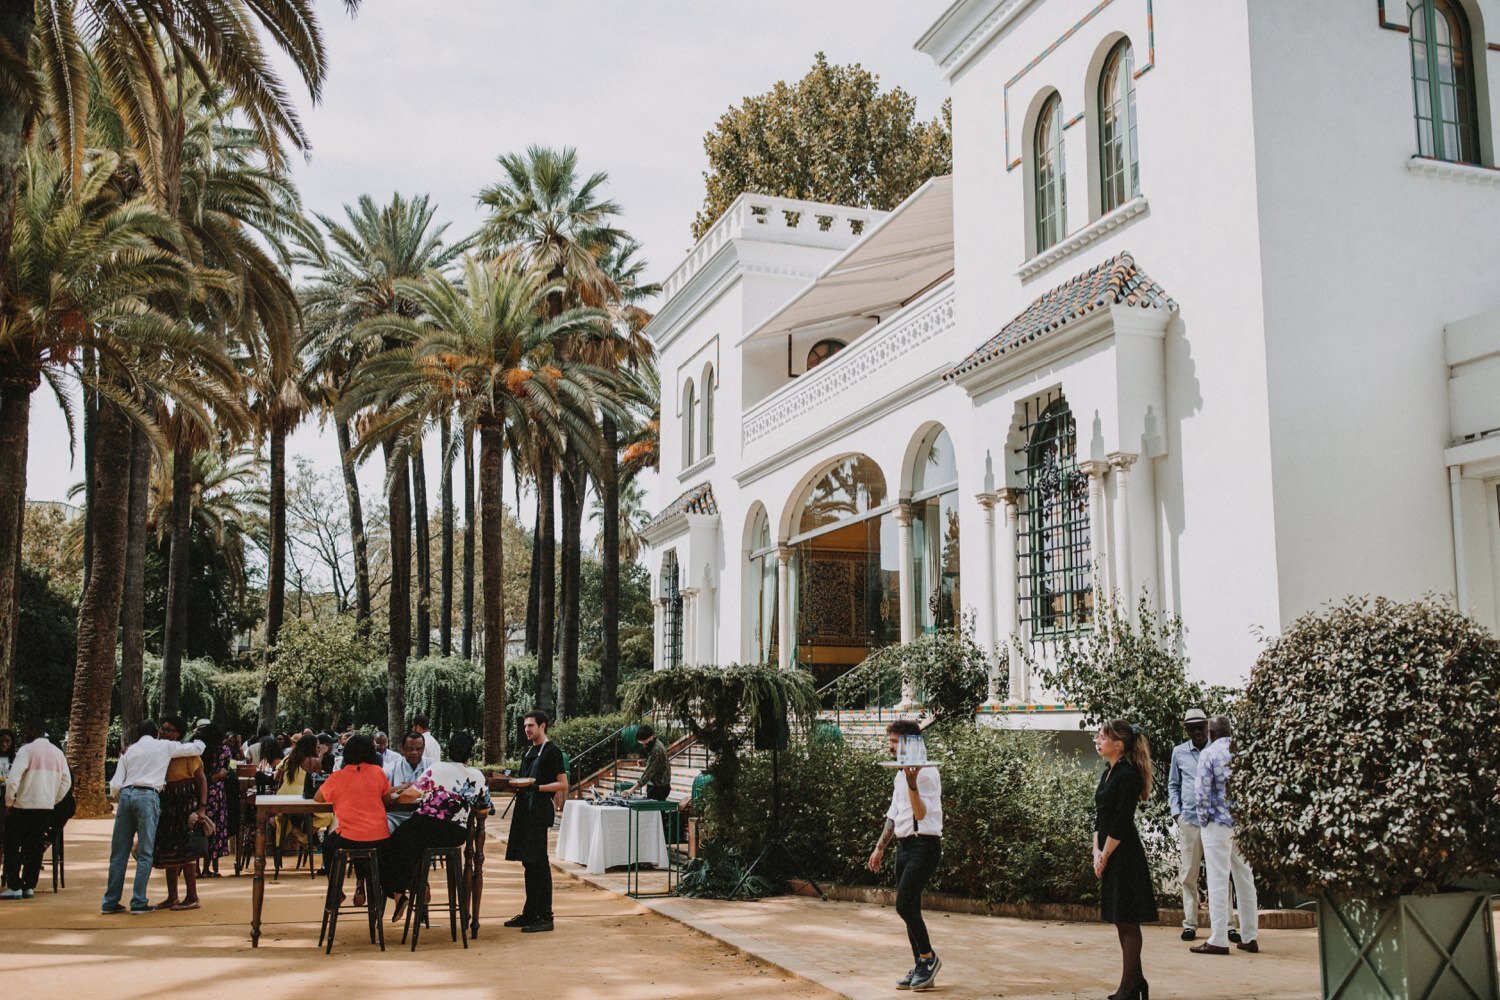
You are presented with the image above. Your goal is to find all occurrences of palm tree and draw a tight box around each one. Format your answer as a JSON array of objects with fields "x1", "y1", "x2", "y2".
[
  {"x1": 591, "y1": 474, "x2": 649, "y2": 566},
  {"x1": 299, "y1": 193, "x2": 465, "y2": 737},
  {"x1": 340, "y1": 256, "x2": 610, "y2": 763}
]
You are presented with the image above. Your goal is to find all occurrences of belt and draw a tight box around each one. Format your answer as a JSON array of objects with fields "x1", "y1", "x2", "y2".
[
  {"x1": 898, "y1": 834, "x2": 940, "y2": 843},
  {"x1": 124, "y1": 785, "x2": 160, "y2": 793}
]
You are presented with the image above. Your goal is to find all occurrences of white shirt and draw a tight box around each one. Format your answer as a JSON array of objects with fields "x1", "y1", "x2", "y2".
[
  {"x1": 379, "y1": 748, "x2": 402, "y2": 774},
  {"x1": 6, "y1": 737, "x2": 71, "y2": 810},
  {"x1": 885, "y1": 767, "x2": 943, "y2": 839},
  {"x1": 109, "y1": 736, "x2": 206, "y2": 795},
  {"x1": 420, "y1": 731, "x2": 441, "y2": 767}
]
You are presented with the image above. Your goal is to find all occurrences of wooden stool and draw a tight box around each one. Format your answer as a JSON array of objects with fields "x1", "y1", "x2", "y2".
[
  {"x1": 402, "y1": 845, "x2": 466, "y2": 951},
  {"x1": 318, "y1": 846, "x2": 384, "y2": 954}
]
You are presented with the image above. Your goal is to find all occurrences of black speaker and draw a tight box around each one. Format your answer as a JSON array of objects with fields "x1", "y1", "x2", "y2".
[{"x1": 753, "y1": 697, "x2": 789, "y2": 751}]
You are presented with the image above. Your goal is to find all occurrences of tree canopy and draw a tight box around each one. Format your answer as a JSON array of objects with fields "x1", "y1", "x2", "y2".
[{"x1": 692, "y1": 53, "x2": 951, "y2": 239}]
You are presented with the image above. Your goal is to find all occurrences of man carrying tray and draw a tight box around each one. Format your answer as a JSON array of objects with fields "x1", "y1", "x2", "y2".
[{"x1": 866, "y1": 719, "x2": 943, "y2": 991}]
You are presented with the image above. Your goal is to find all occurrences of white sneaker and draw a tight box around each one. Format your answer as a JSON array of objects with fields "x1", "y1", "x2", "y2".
[{"x1": 0, "y1": 889, "x2": 23, "y2": 900}]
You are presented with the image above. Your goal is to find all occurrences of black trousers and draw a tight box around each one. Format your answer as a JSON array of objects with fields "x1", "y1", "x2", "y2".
[
  {"x1": 522, "y1": 853, "x2": 552, "y2": 919},
  {"x1": 4, "y1": 808, "x2": 52, "y2": 891},
  {"x1": 645, "y1": 784, "x2": 671, "y2": 802},
  {"x1": 894, "y1": 835, "x2": 941, "y2": 962}
]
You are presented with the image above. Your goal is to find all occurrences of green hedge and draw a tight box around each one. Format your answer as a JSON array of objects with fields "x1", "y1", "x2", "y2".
[
  {"x1": 549, "y1": 712, "x2": 682, "y2": 784},
  {"x1": 706, "y1": 723, "x2": 1100, "y2": 906}
]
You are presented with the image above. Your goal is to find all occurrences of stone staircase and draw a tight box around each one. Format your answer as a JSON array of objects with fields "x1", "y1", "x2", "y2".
[{"x1": 570, "y1": 732, "x2": 711, "y2": 807}]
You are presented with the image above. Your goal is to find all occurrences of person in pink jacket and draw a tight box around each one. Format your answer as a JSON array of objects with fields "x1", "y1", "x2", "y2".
[{"x1": 2, "y1": 722, "x2": 71, "y2": 899}]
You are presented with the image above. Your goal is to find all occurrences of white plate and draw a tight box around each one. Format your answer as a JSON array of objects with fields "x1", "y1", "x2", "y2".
[{"x1": 877, "y1": 761, "x2": 943, "y2": 769}]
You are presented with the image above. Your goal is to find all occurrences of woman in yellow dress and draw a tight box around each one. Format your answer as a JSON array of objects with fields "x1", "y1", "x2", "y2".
[{"x1": 272, "y1": 734, "x2": 332, "y2": 858}]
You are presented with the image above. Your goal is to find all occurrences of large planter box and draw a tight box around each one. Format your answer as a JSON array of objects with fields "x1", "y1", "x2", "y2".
[{"x1": 1319, "y1": 891, "x2": 1499, "y2": 1000}]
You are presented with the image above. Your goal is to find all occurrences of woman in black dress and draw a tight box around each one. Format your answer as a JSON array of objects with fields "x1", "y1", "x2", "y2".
[{"x1": 1094, "y1": 719, "x2": 1158, "y2": 1000}]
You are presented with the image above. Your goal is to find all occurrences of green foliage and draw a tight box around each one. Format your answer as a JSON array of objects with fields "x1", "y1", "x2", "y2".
[
  {"x1": 693, "y1": 53, "x2": 951, "y2": 239},
  {"x1": 268, "y1": 613, "x2": 382, "y2": 731},
  {"x1": 709, "y1": 725, "x2": 1098, "y2": 905},
  {"x1": 144, "y1": 524, "x2": 263, "y2": 664},
  {"x1": 15, "y1": 564, "x2": 77, "y2": 735},
  {"x1": 1236, "y1": 596, "x2": 1500, "y2": 898},
  {"x1": 135, "y1": 656, "x2": 223, "y2": 725},
  {"x1": 548, "y1": 711, "x2": 681, "y2": 784},
  {"x1": 837, "y1": 623, "x2": 993, "y2": 722},
  {"x1": 406, "y1": 656, "x2": 486, "y2": 743},
  {"x1": 212, "y1": 669, "x2": 264, "y2": 736},
  {"x1": 678, "y1": 842, "x2": 782, "y2": 900}
]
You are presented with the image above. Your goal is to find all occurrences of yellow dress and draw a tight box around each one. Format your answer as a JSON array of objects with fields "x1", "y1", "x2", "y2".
[{"x1": 273, "y1": 764, "x2": 333, "y2": 846}]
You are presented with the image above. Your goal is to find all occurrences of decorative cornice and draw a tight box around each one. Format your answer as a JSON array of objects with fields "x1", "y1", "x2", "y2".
[
  {"x1": 1405, "y1": 156, "x2": 1500, "y2": 188},
  {"x1": 1016, "y1": 197, "x2": 1149, "y2": 279},
  {"x1": 676, "y1": 454, "x2": 716, "y2": 483},
  {"x1": 917, "y1": 0, "x2": 1041, "y2": 80}
]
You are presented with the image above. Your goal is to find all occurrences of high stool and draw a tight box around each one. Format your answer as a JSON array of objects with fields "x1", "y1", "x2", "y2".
[
  {"x1": 319, "y1": 846, "x2": 385, "y2": 954},
  {"x1": 402, "y1": 845, "x2": 466, "y2": 951}
]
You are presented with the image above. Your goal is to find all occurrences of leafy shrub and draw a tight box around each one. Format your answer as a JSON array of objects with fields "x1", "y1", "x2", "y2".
[
  {"x1": 212, "y1": 670, "x2": 264, "y2": 735},
  {"x1": 678, "y1": 842, "x2": 782, "y2": 900},
  {"x1": 1236, "y1": 596, "x2": 1500, "y2": 898},
  {"x1": 136, "y1": 655, "x2": 224, "y2": 724},
  {"x1": 268, "y1": 614, "x2": 383, "y2": 730},
  {"x1": 406, "y1": 656, "x2": 486, "y2": 743},
  {"x1": 834, "y1": 622, "x2": 993, "y2": 722},
  {"x1": 548, "y1": 712, "x2": 681, "y2": 785}
]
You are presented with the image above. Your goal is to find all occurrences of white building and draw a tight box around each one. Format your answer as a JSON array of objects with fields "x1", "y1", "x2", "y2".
[{"x1": 640, "y1": 0, "x2": 1500, "y2": 728}]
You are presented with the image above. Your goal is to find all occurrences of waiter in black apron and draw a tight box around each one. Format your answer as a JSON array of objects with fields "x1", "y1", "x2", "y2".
[{"x1": 504, "y1": 710, "x2": 568, "y2": 933}]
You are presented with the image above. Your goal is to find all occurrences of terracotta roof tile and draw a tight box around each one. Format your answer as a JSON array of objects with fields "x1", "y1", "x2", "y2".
[
  {"x1": 644, "y1": 481, "x2": 717, "y2": 533},
  {"x1": 946, "y1": 252, "x2": 1176, "y2": 379}
]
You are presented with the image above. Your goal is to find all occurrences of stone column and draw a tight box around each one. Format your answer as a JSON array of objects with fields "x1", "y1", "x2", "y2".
[
  {"x1": 1080, "y1": 460, "x2": 1111, "y2": 604},
  {"x1": 894, "y1": 502, "x2": 917, "y2": 710},
  {"x1": 976, "y1": 492, "x2": 1002, "y2": 708},
  {"x1": 680, "y1": 587, "x2": 699, "y2": 666},
  {"x1": 1108, "y1": 452, "x2": 1139, "y2": 619},
  {"x1": 998, "y1": 488, "x2": 1025, "y2": 704},
  {"x1": 652, "y1": 598, "x2": 666, "y2": 670},
  {"x1": 776, "y1": 546, "x2": 792, "y2": 670}
]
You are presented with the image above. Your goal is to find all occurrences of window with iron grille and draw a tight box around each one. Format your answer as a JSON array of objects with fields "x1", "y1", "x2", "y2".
[
  {"x1": 661, "y1": 551, "x2": 683, "y2": 669},
  {"x1": 1016, "y1": 395, "x2": 1093, "y2": 640}
]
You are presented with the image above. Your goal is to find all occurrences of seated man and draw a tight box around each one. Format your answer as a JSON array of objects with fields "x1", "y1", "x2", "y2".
[
  {"x1": 384, "y1": 731, "x2": 492, "y2": 902},
  {"x1": 385, "y1": 733, "x2": 428, "y2": 833}
]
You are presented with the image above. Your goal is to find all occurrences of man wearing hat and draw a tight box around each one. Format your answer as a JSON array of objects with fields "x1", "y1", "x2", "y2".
[{"x1": 1168, "y1": 707, "x2": 1237, "y2": 942}]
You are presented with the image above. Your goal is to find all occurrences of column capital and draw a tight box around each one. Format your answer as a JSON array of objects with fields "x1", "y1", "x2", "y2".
[
  {"x1": 652, "y1": 597, "x2": 667, "y2": 608},
  {"x1": 975, "y1": 491, "x2": 998, "y2": 511},
  {"x1": 1078, "y1": 459, "x2": 1110, "y2": 479},
  {"x1": 775, "y1": 544, "x2": 793, "y2": 562},
  {"x1": 1107, "y1": 451, "x2": 1140, "y2": 472},
  {"x1": 680, "y1": 586, "x2": 700, "y2": 599},
  {"x1": 996, "y1": 486, "x2": 1023, "y2": 509},
  {"x1": 893, "y1": 501, "x2": 915, "y2": 527}
]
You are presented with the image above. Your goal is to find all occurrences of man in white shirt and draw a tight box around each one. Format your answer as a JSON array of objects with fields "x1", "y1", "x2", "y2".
[
  {"x1": 374, "y1": 732, "x2": 402, "y2": 774},
  {"x1": 385, "y1": 733, "x2": 429, "y2": 833},
  {"x1": 410, "y1": 715, "x2": 441, "y2": 767},
  {"x1": 866, "y1": 719, "x2": 943, "y2": 992},
  {"x1": 1, "y1": 724, "x2": 71, "y2": 899},
  {"x1": 101, "y1": 720, "x2": 205, "y2": 914}
]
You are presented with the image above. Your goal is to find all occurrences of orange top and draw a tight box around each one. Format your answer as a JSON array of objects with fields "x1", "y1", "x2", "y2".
[
  {"x1": 319, "y1": 763, "x2": 390, "y2": 841},
  {"x1": 166, "y1": 754, "x2": 202, "y2": 783}
]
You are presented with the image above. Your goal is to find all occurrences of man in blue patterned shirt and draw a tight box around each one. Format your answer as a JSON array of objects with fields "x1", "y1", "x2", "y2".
[
  {"x1": 1191, "y1": 716, "x2": 1260, "y2": 955},
  {"x1": 1168, "y1": 708, "x2": 1213, "y2": 941}
]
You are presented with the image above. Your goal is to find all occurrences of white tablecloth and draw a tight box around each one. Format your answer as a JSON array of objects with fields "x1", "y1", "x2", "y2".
[{"x1": 555, "y1": 801, "x2": 670, "y2": 875}]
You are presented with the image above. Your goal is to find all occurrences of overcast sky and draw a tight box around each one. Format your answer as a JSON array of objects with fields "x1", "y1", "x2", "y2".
[{"x1": 26, "y1": 0, "x2": 952, "y2": 539}]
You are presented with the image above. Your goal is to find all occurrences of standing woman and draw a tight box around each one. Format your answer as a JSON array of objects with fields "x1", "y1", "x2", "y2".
[
  {"x1": 1094, "y1": 720, "x2": 1158, "y2": 1000},
  {"x1": 198, "y1": 723, "x2": 232, "y2": 876},
  {"x1": 154, "y1": 716, "x2": 211, "y2": 910}
]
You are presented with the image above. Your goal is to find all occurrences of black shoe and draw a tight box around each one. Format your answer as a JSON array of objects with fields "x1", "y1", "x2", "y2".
[
  {"x1": 521, "y1": 917, "x2": 554, "y2": 933},
  {"x1": 910, "y1": 955, "x2": 940, "y2": 991},
  {"x1": 896, "y1": 966, "x2": 917, "y2": 990},
  {"x1": 503, "y1": 913, "x2": 532, "y2": 928},
  {"x1": 1228, "y1": 929, "x2": 1242, "y2": 943},
  {"x1": 1181, "y1": 927, "x2": 1196, "y2": 941}
]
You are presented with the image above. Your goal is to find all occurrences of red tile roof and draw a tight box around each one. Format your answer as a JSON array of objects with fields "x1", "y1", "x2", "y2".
[{"x1": 644, "y1": 482, "x2": 718, "y2": 532}]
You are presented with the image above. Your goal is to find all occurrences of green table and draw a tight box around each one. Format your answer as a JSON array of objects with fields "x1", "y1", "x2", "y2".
[{"x1": 626, "y1": 798, "x2": 679, "y2": 899}]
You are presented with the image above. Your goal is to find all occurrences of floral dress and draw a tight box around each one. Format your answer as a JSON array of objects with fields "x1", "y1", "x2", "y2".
[{"x1": 203, "y1": 744, "x2": 232, "y2": 860}]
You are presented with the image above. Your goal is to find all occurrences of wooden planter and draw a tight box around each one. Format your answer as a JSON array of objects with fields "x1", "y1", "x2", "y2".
[{"x1": 1319, "y1": 891, "x2": 1499, "y2": 1000}]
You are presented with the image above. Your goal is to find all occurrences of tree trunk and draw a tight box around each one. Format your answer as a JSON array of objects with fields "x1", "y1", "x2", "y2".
[
  {"x1": 600, "y1": 414, "x2": 621, "y2": 712},
  {"x1": 479, "y1": 420, "x2": 507, "y2": 764},
  {"x1": 525, "y1": 515, "x2": 540, "y2": 654},
  {"x1": 66, "y1": 399, "x2": 132, "y2": 816},
  {"x1": 159, "y1": 436, "x2": 192, "y2": 716},
  {"x1": 412, "y1": 448, "x2": 431, "y2": 659},
  {"x1": 558, "y1": 457, "x2": 583, "y2": 720},
  {"x1": 0, "y1": 375, "x2": 34, "y2": 730},
  {"x1": 258, "y1": 423, "x2": 288, "y2": 731},
  {"x1": 439, "y1": 413, "x2": 454, "y2": 656},
  {"x1": 119, "y1": 424, "x2": 150, "y2": 745},
  {"x1": 0, "y1": 0, "x2": 35, "y2": 293},
  {"x1": 336, "y1": 419, "x2": 372, "y2": 632},
  {"x1": 81, "y1": 358, "x2": 95, "y2": 591},
  {"x1": 535, "y1": 448, "x2": 556, "y2": 713},
  {"x1": 384, "y1": 441, "x2": 412, "y2": 738},
  {"x1": 461, "y1": 423, "x2": 475, "y2": 660}
]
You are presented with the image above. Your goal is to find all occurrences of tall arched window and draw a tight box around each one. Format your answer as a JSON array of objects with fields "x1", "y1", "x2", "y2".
[
  {"x1": 1034, "y1": 93, "x2": 1067, "y2": 253},
  {"x1": 661, "y1": 551, "x2": 683, "y2": 669},
  {"x1": 702, "y1": 370, "x2": 715, "y2": 457},
  {"x1": 682, "y1": 380, "x2": 696, "y2": 468},
  {"x1": 1016, "y1": 394, "x2": 1092, "y2": 639},
  {"x1": 1409, "y1": 0, "x2": 1481, "y2": 164},
  {"x1": 1098, "y1": 40, "x2": 1140, "y2": 213}
]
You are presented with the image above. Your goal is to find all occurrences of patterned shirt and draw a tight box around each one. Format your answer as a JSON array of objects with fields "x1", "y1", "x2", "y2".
[
  {"x1": 1195, "y1": 737, "x2": 1235, "y2": 828},
  {"x1": 1168, "y1": 740, "x2": 1203, "y2": 823},
  {"x1": 632, "y1": 739, "x2": 671, "y2": 790}
]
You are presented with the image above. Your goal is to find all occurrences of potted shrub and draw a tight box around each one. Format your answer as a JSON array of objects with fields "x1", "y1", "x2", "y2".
[{"x1": 1236, "y1": 596, "x2": 1500, "y2": 1000}]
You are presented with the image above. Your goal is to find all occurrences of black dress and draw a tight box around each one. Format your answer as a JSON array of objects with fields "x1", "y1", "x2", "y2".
[{"x1": 1095, "y1": 760, "x2": 1159, "y2": 924}]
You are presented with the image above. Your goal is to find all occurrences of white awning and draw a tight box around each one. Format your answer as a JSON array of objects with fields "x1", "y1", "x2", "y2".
[{"x1": 737, "y1": 175, "x2": 955, "y2": 345}]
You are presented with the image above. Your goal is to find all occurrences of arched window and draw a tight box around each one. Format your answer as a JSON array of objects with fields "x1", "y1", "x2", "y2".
[
  {"x1": 702, "y1": 370, "x2": 715, "y2": 457},
  {"x1": 1098, "y1": 40, "x2": 1140, "y2": 213},
  {"x1": 911, "y1": 427, "x2": 961, "y2": 635},
  {"x1": 682, "y1": 380, "x2": 696, "y2": 468},
  {"x1": 661, "y1": 551, "x2": 683, "y2": 669},
  {"x1": 793, "y1": 454, "x2": 889, "y2": 534},
  {"x1": 1409, "y1": 0, "x2": 1481, "y2": 164},
  {"x1": 1034, "y1": 93, "x2": 1068, "y2": 252},
  {"x1": 1017, "y1": 395, "x2": 1092, "y2": 638},
  {"x1": 806, "y1": 339, "x2": 846, "y2": 370}
]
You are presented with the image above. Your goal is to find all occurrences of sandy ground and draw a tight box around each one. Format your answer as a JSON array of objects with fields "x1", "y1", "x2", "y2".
[{"x1": 0, "y1": 818, "x2": 831, "y2": 1000}]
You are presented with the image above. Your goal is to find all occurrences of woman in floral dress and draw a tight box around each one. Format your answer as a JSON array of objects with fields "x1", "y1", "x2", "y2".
[{"x1": 198, "y1": 723, "x2": 232, "y2": 874}]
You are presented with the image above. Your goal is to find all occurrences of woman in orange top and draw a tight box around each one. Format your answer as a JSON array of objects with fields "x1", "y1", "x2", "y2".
[{"x1": 315, "y1": 734, "x2": 396, "y2": 906}]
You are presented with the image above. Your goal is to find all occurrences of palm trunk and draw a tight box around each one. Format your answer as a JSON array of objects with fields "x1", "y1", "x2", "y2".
[
  {"x1": 0, "y1": 374, "x2": 35, "y2": 730},
  {"x1": 66, "y1": 399, "x2": 132, "y2": 816},
  {"x1": 600, "y1": 414, "x2": 621, "y2": 712},
  {"x1": 439, "y1": 413, "x2": 454, "y2": 656},
  {"x1": 461, "y1": 423, "x2": 475, "y2": 660},
  {"x1": 119, "y1": 424, "x2": 150, "y2": 746},
  {"x1": 159, "y1": 436, "x2": 192, "y2": 716},
  {"x1": 336, "y1": 419, "x2": 372, "y2": 632},
  {"x1": 384, "y1": 441, "x2": 412, "y2": 738},
  {"x1": 258, "y1": 423, "x2": 288, "y2": 731},
  {"x1": 524, "y1": 518, "x2": 540, "y2": 654},
  {"x1": 535, "y1": 449, "x2": 556, "y2": 713},
  {"x1": 81, "y1": 359, "x2": 95, "y2": 590},
  {"x1": 479, "y1": 419, "x2": 506, "y2": 764},
  {"x1": 0, "y1": 0, "x2": 35, "y2": 290},
  {"x1": 412, "y1": 448, "x2": 431, "y2": 659},
  {"x1": 558, "y1": 457, "x2": 583, "y2": 720}
]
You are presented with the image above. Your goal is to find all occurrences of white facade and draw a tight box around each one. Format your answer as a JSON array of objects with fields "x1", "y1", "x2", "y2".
[{"x1": 642, "y1": 0, "x2": 1500, "y2": 722}]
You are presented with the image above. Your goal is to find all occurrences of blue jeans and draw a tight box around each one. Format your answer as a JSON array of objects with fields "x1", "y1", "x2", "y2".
[{"x1": 102, "y1": 787, "x2": 160, "y2": 909}]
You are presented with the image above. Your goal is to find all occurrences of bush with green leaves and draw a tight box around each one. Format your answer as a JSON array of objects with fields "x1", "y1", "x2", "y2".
[
  {"x1": 547, "y1": 711, "x2": 681, "y2": 785},
  {"x1": 833, "y1": 621, "x2": 993, "y2": 722},
  {"x1": 267, "y1": 613, "x2": 383, "y2": 731},
  {"x1": 1235, "y1": 596, "x2": 1500, "y2": 898}
]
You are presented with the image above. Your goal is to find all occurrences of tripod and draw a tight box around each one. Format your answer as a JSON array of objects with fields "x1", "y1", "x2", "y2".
[{"x1": 730, "y1": 745, "x2": 827, "y2": 901}]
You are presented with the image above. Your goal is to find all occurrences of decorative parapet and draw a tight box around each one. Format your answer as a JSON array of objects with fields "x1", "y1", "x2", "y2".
[
  {"x1": 659, "y1": 195, "x2": 885, "y2": 301},
  {"x1": 1016, "y1": 197, "x2": 1149, "y2": 280},
  {"x1": 742, "y1": 287, "x2": 957, "y2": 448},
  {"x1": 1405, "y1": 156, "x2": 1500, "y2": 188}
]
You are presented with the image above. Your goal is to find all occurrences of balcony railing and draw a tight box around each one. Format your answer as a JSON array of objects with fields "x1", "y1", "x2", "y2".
[{"x1": 741, "y1": 285, "x2": 956, "y2": 449}]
